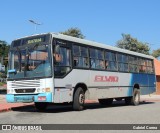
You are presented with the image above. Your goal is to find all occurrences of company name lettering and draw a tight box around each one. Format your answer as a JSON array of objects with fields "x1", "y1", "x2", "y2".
[
  {"x1": 27, "y1": 38, "x2": 42, "y2": 44},
  {"x1": 94, "y1": 75, "x2": 119, "y2": 82}
]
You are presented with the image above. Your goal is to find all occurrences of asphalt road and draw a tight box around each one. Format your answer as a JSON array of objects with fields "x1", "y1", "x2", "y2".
[{"x1": 0, "y1": 101, "x2": 160, "y2": 132}]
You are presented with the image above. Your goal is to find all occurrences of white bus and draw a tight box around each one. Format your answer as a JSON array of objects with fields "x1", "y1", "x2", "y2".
[{"x1": 6, "y1": 33, "x2": 156, "y2": 111}]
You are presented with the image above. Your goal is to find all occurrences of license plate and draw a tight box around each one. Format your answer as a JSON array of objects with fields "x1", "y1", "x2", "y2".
[{"x1": 15, "y1": 96, "x2": 34, "y2": 102}]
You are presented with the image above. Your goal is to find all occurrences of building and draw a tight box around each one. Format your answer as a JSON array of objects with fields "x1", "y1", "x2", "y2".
[{"x1": 154, "y1": 58, "x2": 160, "y2": 94}]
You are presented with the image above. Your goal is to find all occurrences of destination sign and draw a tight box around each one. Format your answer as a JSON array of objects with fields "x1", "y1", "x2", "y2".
[
  {"x1": 27, "y1": 38, "x2": 43, "y2": 44},
  {"x1": 12, "y1": 35, "x2": 49, "y2": 48}
]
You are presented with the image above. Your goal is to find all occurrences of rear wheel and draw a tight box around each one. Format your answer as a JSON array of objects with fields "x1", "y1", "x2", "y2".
[
  {"x1": 73, "y1": 87, "x2": 85, "y2": 111},
  {"x1": 125, "y1": 88, "x2": 140, "y2": 105},
  {"x1": 98, "y1": 98, "x2": 113, "y2": 106},
  {"x1": 34, "y1": 102, "x2": 48, "y2": 111}
]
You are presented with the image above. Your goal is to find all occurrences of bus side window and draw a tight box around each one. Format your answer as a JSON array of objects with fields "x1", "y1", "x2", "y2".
[
  {"x1": 73, "y1": 57, "x2": 79, "y2": 66},
  {"x1": 91, "y1": 59, "x2": 96, "y2": 68},
  {"x1": 73, "y1": 45, "x2": 89, "y2": 68},
  {"x1": 83, "y1": 58, "x2": 89, "y2": 67},
  {"x1": 138, "y1": 58, "x2": 147, "y2": 73},
  {"x1": 96, "y1": 50, "x2": 104, "y2": 69},
  {"x1": 105, "y1": 51, "x2": 117, "y2": 71},
  {"x1": 100, "y1": 60, "x2": 105, "y2": 69},
  {"x1": 105, "y1": 61, "x2": 109, "y2": 69}
]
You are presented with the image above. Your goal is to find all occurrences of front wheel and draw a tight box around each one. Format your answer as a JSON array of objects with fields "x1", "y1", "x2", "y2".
[
  {"x1": 125, "y1": 88, "x2": 140, "y2": 106},
  {"x1": 34, "y1": 102, "x2": 48, "y2": 111},
  {"x1": 73, "y1": 87, "x2": 85, "y2": 111}
]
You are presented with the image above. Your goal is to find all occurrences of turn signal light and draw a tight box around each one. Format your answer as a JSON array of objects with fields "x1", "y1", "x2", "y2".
[{"x1": 45, "y1": 88, "x2": 50, "y2": 92}]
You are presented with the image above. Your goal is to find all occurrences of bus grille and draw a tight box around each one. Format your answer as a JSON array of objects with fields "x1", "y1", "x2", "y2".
[
  {"x1": 8, "y1": 79, "x2": 41, "y2": 93},
  {"x1": 15, "y1": 88, "x2": 36, "y2": 93}
]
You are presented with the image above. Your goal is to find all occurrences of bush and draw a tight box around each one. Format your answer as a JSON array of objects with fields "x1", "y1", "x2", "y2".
[
  {"x1": 0, "y1": 72, "x2": 6, "y2": 78},
  {"x1": 0, "y1": 82, "x2": 5, "y2": 86}
]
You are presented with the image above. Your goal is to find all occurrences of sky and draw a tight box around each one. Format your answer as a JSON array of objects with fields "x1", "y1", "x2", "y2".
[{"x1": 0, "y1": 0, "x2": 160, "y2": 52}]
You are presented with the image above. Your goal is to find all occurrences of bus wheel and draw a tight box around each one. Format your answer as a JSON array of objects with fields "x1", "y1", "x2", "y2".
[
  {"x1": 98, "y1": 98, "x2": 113, "y2": 106},
  {"x1": 125, "y1": 88, "x2": 140, "y2": 106},
  {"x1": 73, "y1": 87, "x2": 85, "y2": 111},
  {"x1": 34, "y1": 102, "x2": 48, "y2": 111}
]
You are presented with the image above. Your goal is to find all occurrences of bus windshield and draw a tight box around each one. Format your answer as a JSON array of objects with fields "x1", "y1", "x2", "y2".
[{"x1": 8, "y1": 43, "x2": 52, "y2": 79}]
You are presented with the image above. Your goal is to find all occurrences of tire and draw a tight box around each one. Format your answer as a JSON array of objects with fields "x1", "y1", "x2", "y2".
[
  {"x1": 125, "y1": 88, "x2": 140, "y2": 106},
  {"x1": 98, "y1": 98, "x2": 113, "y2": 106},
  {"x1": 73, "y1": 87, "x2": 85, "y2": 111},
  {"x1": 35, "y1": 102, "x2": 48, "y2": 111}
]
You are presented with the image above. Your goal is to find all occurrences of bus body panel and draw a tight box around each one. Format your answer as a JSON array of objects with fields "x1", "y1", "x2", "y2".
[
  {"x1": 53, "y1": 70, "x2": 156, "y2": 102},
  {"x1": 53, "y1": 69, "x2": 90, "y2": 103},
  {"x1": 88, "y1": 70, "x2": 131, "y2": 99}
]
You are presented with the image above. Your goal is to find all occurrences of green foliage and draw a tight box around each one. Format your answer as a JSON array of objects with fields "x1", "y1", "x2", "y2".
[
  {"x1": 0, "y1": 40, "x2": 10, "y2": 70},
  {"x1": 152, "y1": 49, "x2": 160, "y2": 58},
  {"x1": 116, "y1": 34, "x2": 150, "y2": 55},
  {"x1": 60, "y1": 27, "x2": 85, "y2": 39},
  {"x1": 0, "y1": 40, "x2": 9, "y2": 57},
  {"x1": 0, "y1": 72, "x2": 6, "y2": 78},
  {"x1": 0, "y1": 82, "x2": 5, "y2": 86}
]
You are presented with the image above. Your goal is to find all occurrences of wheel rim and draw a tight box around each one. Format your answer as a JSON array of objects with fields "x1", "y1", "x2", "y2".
[{"x1": 79, "y1": 93, "x2": 84, "y2": 104}]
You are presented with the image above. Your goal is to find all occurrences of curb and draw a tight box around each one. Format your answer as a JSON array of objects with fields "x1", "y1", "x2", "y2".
[
  {"x1": 0, "y1": 104, "x2": 34, "y2": 113},
  {"x1": 0, "y1": 108, "x2": 12, "y2": 113}
]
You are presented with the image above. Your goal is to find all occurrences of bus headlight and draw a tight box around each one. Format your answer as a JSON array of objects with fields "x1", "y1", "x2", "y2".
[
  {"x1": 37, "y1": 88, "x2": 40, "y2": 93},
  {"x1": 42, "y1": 88, "x2": 45, "y2": 92}
]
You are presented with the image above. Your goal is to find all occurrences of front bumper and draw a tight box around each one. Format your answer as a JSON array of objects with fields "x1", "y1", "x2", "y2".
[{"x1": 6, "y1": 93, "x2": 52, "y2": 103}]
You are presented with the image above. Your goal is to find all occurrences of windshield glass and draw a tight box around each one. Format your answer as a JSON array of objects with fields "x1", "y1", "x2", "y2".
[{"x1": 8, "y1": 44, "x2": 52, "y2": 79}]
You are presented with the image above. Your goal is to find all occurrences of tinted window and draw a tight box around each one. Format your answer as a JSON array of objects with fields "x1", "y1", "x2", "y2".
[{"x1": 73, "y1": 45, "x2": 89, "y2": 68}]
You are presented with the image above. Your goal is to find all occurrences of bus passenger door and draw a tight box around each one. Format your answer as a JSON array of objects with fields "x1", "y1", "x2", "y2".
[{"x1": 53, "y1": 43, "x2": 73, "y2": 103}]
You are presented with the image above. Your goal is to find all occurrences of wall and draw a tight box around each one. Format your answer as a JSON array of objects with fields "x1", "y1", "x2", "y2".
[{"x1": 154, "y1": 59, "x2": 160, "y2": 94}]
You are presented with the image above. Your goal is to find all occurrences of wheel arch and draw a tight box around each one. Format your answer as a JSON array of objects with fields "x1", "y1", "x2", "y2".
[
  {"x1": 73, "y1": 83, "x2": 88, "y2": 96},
  {"x1": 133, "y1": 83, "x2": 140, "y2": 90}
]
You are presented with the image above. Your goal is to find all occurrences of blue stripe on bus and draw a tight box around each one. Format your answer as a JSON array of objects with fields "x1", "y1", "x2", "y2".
[{"x1": 129, "y1": 73, "x2": 156, "y2": 96}]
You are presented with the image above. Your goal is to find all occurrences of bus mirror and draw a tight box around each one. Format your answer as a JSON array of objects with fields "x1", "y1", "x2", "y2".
[{"x1": 54, "y1": 45, "x2": 60, "y2": 54}]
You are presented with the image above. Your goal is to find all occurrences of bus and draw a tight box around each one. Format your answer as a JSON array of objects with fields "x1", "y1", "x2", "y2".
[{"x1": 6, "y1": 33, "x2": 156, "y2": 111}]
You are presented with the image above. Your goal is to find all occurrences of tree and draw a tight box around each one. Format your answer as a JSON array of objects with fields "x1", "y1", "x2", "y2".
[
  {"x1": 60, "y1": 27, "x2": 85, "y2": 39},
  {"x1": 152, "y1": 49, "x2": 160, "y2": 58},
  {"x1": 116, "y1": 34, "x2": 150, "y2": 55},
  {"x1": 0, "y1": 40, "x2": 9, "y2": 66}
]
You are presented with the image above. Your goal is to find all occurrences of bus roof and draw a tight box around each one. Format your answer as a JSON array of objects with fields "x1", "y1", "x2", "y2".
[
  {"x1": 51, "y1": 33, "x2": 154, "y2": 60},
  {"x1": 13, "y1": 32, "x2": 154, "y2": 60}
]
